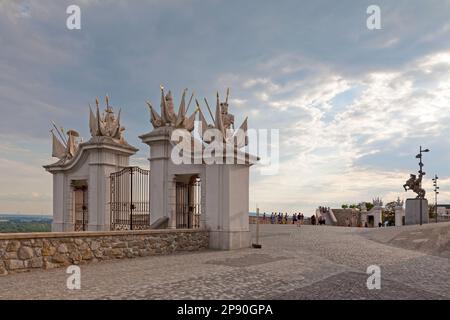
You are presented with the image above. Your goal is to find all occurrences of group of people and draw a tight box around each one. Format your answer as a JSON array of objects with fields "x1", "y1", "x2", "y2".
[{"x1": 261, "y1": 212, "x2": 305, "y2": 226}]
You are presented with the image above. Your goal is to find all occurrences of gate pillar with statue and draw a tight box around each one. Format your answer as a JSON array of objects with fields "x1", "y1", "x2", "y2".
[
  {"x1": 44, "y1": 97, "x2": 138, "y2": 231},
  {"x1": 140, "y1": 87, "x2": 258, "y2": 250}
]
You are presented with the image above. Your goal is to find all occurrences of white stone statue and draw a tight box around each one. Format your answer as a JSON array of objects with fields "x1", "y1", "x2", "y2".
[
  {"x1": 50, "y1": 121, "x2": 81, "y2": 161},
  {"x1": 373, "y1": 197, "x2": 383, "y2": 207},
  {"x1": 89, "y1": 96, "x2": 126, "y2": 143},
  {"x1": 145, "y1": 86, "x2": 248, "y2": 147},
  {"x1": 395, "y1": 197, "x2": 404, "y2": 207}
]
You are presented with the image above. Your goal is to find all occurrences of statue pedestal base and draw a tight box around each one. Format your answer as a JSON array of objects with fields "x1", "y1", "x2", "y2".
[{"x1": 405, "y1": 198, "x2": 428, "y2": 225}]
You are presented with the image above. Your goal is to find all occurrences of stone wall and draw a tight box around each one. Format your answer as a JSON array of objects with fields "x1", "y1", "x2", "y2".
[{"x1": 0, "y1": 229, "x2": 208, "y2": 276}]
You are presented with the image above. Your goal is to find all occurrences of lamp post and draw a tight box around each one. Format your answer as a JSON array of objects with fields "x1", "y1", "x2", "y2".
[
  {"x1": 432, "y1": 174, "x2": 439, "y2": 223},
  {"x1": 415, "y1": 146, "x2": 429, "y2": 225}
]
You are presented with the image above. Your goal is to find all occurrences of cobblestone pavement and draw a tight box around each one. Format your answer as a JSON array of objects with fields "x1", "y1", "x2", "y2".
[{"x1": 0, "y1": 223, "x2": 449, "y2": 299}]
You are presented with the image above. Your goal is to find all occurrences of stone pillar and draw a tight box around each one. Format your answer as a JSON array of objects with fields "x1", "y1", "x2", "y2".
[
  {"x1": 205, "y1": 163, "x2": 252, "y2": 250},
  {"x1": 395, "y1": 205, "x2": 404, "y2": 226},
  {"x1": 372, "y1": 206, "x2": 382, "y2": 227},
  {"x1": 360, "y1": 205, "x2": 368, "y2": 227},
  {"x1": 405, "y1": 198, "x2": 429, "y2": 225},
  {"x1": 51, "y1": 173, "x2": 65, "y2": 231},
  {"x1": 140, "y1": 126, "x2": 173, "y2": 225}
]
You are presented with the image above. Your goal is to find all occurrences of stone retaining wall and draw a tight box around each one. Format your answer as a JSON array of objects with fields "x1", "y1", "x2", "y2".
[{"x1": 0, "y1": 229, "x2": 208, "y2": 276}]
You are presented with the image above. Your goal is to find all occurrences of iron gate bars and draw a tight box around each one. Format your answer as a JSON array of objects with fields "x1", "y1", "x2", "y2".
[
  {"x1": 110, "y1": 166, "x2": 150, "y2": 230},
  {"x1": 176, "y1": 178, "x2": 201, "y2": 229}
]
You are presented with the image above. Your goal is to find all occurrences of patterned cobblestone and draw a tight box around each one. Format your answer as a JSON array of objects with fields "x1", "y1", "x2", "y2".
[{"x1": 0, "y1": 223, "x2": 449, "y2": 299}]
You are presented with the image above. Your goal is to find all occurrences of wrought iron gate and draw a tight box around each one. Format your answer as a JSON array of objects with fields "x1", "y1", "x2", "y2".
[
  {"x1": 110, "y1": 166, "x2": 150, "y2": 230},
  {"x1": 176, "y1": 177, "x2": 201, "y2": 229}
]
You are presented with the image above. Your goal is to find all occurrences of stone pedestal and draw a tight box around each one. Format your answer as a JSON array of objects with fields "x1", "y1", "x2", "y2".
[{"x1": 405, "y1": 198, "x2": 428, "y2": 225}]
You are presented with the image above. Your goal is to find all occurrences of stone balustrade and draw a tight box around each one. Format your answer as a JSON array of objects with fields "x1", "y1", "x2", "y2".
[{"x1": 0, "y1": 229, "x2": 209, "y2": 276}]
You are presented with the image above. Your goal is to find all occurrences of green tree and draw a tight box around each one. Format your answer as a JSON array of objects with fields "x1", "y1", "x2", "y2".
[
  {"x1": 382, "y1": 201, "x2": 396, "y2": 225},
  {"x1": 428, "y1": 204, "x2": 437, "y2": 219}
]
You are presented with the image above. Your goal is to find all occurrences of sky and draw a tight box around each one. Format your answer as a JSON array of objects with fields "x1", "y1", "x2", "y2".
[{"x1": 1, "y1": 0, "x2": 450, "y2": 215}]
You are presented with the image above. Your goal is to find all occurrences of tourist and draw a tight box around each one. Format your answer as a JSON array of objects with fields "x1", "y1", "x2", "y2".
[
  {"x1": 292, "y1": 213, "x2": 297, "y2": 225},
  {"x1": 297, "y1": 213, "x2": 301, "y2": 227},
  {"x1": 278, "y1": 213, "x2": 282, "y2": 224},
  {"x1": 263, "y1": 212, "x2": 266, "y2": 224},
  {"x1": 311, "y1": 215, "x2": 316, "y2": 225},
  {"x1": 284, "y1": 212, "x2": 288, "y2": 224}
]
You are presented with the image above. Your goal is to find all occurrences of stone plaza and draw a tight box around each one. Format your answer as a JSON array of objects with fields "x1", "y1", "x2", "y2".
[{"x1": 0, "y1": 223, "x2": 449, "y2": 300}]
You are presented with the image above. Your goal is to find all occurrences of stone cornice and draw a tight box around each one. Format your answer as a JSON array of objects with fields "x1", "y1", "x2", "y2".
[{"x1": 43, "y1": 137, "x2": 138, "y2": 173}]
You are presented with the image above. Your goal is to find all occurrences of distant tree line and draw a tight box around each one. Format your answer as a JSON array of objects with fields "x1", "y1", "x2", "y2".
[{"x1": 0, "y1": 221, "x2": 51, "y2": 233}]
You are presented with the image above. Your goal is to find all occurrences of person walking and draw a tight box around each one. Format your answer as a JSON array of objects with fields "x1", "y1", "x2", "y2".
[
  {"x1": 292, "y1": 212, "x2": 297, "y2": 225},
  {"x1": 311, "y1": 215, "x2": 316, "y2": 225}
]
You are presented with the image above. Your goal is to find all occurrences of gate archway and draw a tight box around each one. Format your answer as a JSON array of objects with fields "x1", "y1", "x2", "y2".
[
  {"x1": 175, "y1": 176, "x2": 201, "y2": 229},
  {"x1": 72, "y1": 180, "x2": 88, "y2": 231},
  {"x1": 110, "y1": 166, "x2": 150, "y2": 230}
]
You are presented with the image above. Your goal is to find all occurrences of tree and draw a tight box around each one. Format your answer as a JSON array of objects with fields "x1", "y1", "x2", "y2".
[
  {"x1": 364, "y1": 202, "x2": 374, "y2": 211},
  {"x1": 382, "y1": 201, "x2": 396, "y2": 225},
  {"x1": 428, "y1": 204, "x2": 436, "y2": 219}
]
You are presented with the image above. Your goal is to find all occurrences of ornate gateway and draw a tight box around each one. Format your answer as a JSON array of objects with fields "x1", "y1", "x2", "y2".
[{"x1": 110, "y1": 166, "x2": 150, "y2": 230}]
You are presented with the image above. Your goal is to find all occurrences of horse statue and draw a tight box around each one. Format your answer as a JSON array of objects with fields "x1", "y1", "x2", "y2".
[{"x1": 403, "y1": 174, "x2": 426, "y2": 198}]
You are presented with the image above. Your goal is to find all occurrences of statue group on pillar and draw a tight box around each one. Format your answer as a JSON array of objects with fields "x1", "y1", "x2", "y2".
[
  {"x1": 49, "y1": 87, "x2": 250, "y2": 163},
  {"x1": 146, "y1": 86, "x2": 248, "y2": 147},
  {"x1": 50, "y1": 96, "x2": 128, "y2": 163}
]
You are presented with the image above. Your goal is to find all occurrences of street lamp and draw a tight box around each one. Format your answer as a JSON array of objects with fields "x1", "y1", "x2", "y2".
[
  {"x1": 432, "y1": 174, "x2": 439, "y2": 223},
  {"x1": 416, "y1": 146, "x2": 429, "y2": 226}
]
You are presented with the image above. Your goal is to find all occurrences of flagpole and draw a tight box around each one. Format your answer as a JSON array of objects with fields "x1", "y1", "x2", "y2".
[{"x1": 203, "y1": 98, "x2": 215, "y2": 123}]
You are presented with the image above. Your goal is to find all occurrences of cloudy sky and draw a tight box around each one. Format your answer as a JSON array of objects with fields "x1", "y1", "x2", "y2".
[{"x1": 1, "y1": 0, "x2": 450, "y2": 215}]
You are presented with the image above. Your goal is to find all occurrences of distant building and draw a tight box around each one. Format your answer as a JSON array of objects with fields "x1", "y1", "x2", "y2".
[
  {"x1": 316, "y1": 199, "x2": 387, "y2": 228},
  {"x1": 436, "y1": 205, "x2": 450, "y2": 217}
]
